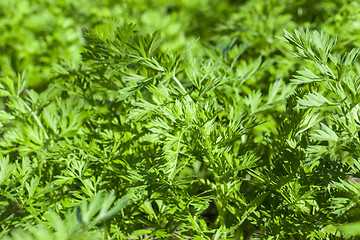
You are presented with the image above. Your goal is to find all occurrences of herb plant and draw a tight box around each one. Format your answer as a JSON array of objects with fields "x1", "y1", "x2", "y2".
[{"x1": 1, "y1": 1, "x2": 360, "y2": 239}]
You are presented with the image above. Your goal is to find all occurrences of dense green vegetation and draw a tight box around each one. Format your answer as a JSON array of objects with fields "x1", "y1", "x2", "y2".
[{"x1": 2, "y1": 0, "x2": 360, "y2": 239}]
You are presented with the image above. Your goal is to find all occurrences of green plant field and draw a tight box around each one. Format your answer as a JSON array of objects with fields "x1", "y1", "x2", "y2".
[{"x1": 1, "y1": 0, "x2": 360, "y2": 239}]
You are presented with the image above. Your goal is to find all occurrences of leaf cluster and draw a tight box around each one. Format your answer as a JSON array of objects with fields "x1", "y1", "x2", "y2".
[{"x1": 2, "y1": 1, "x2": 360, "y2": 239}]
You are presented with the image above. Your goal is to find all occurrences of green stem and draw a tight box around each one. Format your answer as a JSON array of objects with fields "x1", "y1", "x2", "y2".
[
  {"x1": 24, "y1": 102, "x2": 49, "y2": 140},
  {"x1": 171, "y1": 73, "x2": 193, "y2": 102}
]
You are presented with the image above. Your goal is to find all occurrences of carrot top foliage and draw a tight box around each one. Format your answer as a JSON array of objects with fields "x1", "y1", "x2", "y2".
[{"x1": 1, "y1": 0, "x2": 360, "y2": 239}]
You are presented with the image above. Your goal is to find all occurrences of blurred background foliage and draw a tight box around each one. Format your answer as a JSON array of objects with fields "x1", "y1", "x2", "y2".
[{"x1": 1, "y1": 0, "x2": 360, "y2": 87}]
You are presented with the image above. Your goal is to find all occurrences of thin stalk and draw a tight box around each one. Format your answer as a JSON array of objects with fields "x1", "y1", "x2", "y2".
[
  {"x1": 171, "y1": 73, "x2": 193, "y2": 102},
  {"x1": 24, "y1": 101, "x2": 49, "y2": 140}
]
